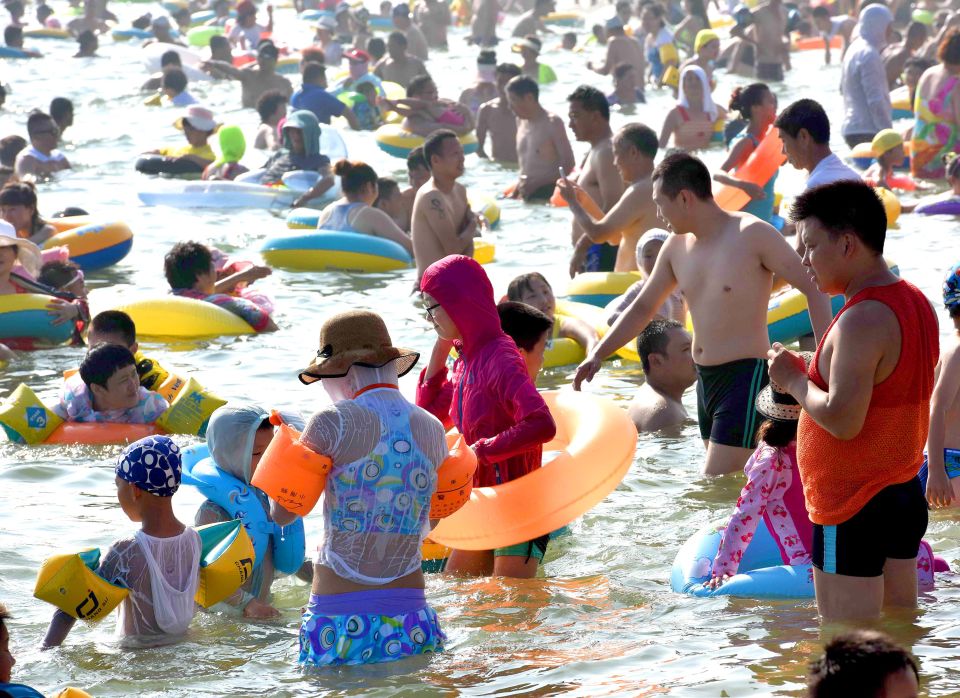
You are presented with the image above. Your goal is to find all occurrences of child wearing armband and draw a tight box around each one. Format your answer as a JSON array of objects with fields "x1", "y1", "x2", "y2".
[
  {"x1": 418, "y1": 255, "x2": 556, "y2": 578},
  {"x1": 43, "y1": 436, "x2": 201, "y2": 647},
  {"x1": 269, "y1": 311, "x2": 449, "y2": 667}
]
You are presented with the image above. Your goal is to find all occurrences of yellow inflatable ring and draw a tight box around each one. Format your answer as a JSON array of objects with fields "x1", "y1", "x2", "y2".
[
  {"x1": 374, "y1": 124, "x2": 479, "y2": 159},
  {"x1": 42, "y1": 221, "x2": 133, "y2": 271},
  {"x1": 110, "y1": 297, "x2": 257, "y2": 339}
]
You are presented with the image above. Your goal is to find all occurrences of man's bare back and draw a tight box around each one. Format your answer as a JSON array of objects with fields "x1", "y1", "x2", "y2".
[
  {"x1": 752, "y1": 2, "x2": 787, "y2": 66},
  {"x1": 613, "y1": 180, "x2": 657, "y2": 270},
  {"x1": 477, "y1": 98, "x2": 518, "y2": 162},
  {"x1": 572, "y1": 137, "x2": 623, "y2": 244},
  {"x1": 375, "y1": 56, "x2": 427, "y2": 87},
  {"x1": 601, "y1": 35, "x2": 646, "y2": 75},
  {"x1": 411, "y1": 179, "x2": 475, "y2": 280}
]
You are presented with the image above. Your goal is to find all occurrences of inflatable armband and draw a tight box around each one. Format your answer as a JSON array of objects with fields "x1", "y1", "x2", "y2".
[
  {"x1": 34, "y1": 548, "x2": 129, "y2": 622},
  {"x1": 431, "y1": 435, "x2": 478, "y2": 518},
  {"x1": 662, "y1": 64, "x2": 679, "y2": 88},
  {"x1": 251, "y1": 412, "x2": 332, "y2": 514},
  {"x1": 154, "y1": 376, "x2": 227, "y2": 437},
  {"x1": 135, "y1": 352, "x2": 171, "y2": 392},
  {"x1": 195, "y1": 519, "x2": 255, "y2": 608},
  {"x1": 0, "y1": 384, "x2": 63, "y2": 444},
  {"x1": 659, "y1": 42, "x2": 679, "y2": 65}
]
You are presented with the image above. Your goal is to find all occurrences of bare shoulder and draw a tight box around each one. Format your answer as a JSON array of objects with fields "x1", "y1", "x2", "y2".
[
  {"x1": 413, "y1": 181, "x2": 439, "y2": 206},
  {"x1": 835, "y1": 298, "x2": 899, "y2": 337},
  {"x1": 942, "y1": 336, "x2": 960, "y2": 366}
]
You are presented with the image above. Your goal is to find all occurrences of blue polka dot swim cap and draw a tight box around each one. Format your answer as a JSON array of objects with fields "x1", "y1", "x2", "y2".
[
  {"x1": 115, "y1": 435, "x2": 182, "y2": 497},
  {"x1": 944, "y1": 263, "x2": 960, "y2": 311}
]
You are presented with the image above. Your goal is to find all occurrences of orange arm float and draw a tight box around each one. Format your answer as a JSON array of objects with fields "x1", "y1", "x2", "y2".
[{"x1": 430, "y1": 434, "x2": 479, "y2": 518}]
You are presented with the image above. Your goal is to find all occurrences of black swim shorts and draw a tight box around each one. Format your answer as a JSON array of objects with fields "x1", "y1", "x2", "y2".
[
  {"x1": 812, "y1": 477, "x2": 928, "y2": 578},
  {"x1": 696, "y1": 358, "x2": 769, "y2": 449},
  {"x1": 756, "y1": 62, "x2": 784, "y2": 82}
]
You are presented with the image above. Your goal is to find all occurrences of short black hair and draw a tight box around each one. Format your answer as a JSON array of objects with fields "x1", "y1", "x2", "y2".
[
  {"x1": 80, "y1": 343, "x2": 136, "y2": 389},
  {"x1": 406, "y1": 74, "x2": 435, "y2": 98},
  {"x1": 811, "y1": 5, "x2": 829, "y2": 17},
  {"x1": 567, "y1": 84, "x2": 610, "y2": 122},
  {"x1": 496, "y1": 62, "x2": 522, "y2": 78},
  {"x1": 506, "y1": 271, "x2": 551, "y2": 303},
  {"x1": 51, "y1": 97, "x2": 74, "y2": 119},
  {"x1": 506, "y1": 74, "x2": 539, "y2": 99},
  {"x1": 90, "y1": 310, "x2": 137, "y2": 347},
  {"x1": 652, "y1": 151, "x2": 713, "y2": 200},
  {"x1": 388, "y1": 30, "x2": 407, "y2": 46},
  {"x1": 790, "y1": 180, "x2": 886, "y2": 255},
  {"x1": 4, "y1": 25, "x2": 22, "y2": 45},
  {"x1": 161, "y1": 68, "x2": 188, "y2": 93},
  {"x1": 407, "y1": 146, "x2": 428, "y2": 172},
  {"x1": 164, "y1": 240, "x2": 212, "y2": 290},
  {"x1": 26, "y1": 111, "x2": 55, "y2": 138},
  {"x1": 775, "y1": 98, "x2": 830, "y2": 144},
  {"x1": 302, "y1": 61, "x2": 325, "y2": 83},
  {"x1": 0, "y1": 135, "x2": 26, "y2": 167},
  {"x1": 616, "y1": 123, "x2": 658, "y2": 160},
  {"x1": 637, "y1": 318, "x2": 683, "y2": 372},
  {"x1": 38, "y1": 259, "x2": 81, "y2": 290},
  {"x1": 375, "y1": 176, "x2": 400, "y2": 203},
  {"x1": 258, "y1": 40, "x2": 279, "y2": 59},
  {"x1": 159, "y1": 49, "x2": 182, "y2": 67},
  {"x1": 367, "y1": 36, "x2": 386, "y2": 60},
  {"x1": 422, "y1": 130, "x2": 458, "y2": 171},
  {"x1": 497, "y1": 301, "x2": 553, "y2": 352},
  {"x1": 256, "y1": 89, "x2": 287, "y2": 122},
  {"x1": 209, "y1": 34, "x2": 229, "y2": 51},
  {"x1": 808, "y1": 631, "x2": 919, "y2": 698}
]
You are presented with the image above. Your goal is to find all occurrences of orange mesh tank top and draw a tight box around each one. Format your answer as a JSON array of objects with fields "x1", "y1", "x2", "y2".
[{"x1": 797, "y1": 279, "x2": 939, "y2": 526}]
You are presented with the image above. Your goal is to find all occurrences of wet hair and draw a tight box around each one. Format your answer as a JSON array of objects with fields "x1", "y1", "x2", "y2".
[
  {"x1": 52, "y1": 206, "x2": 88, "y2": 218},
  {"x1": 775, "y1": 98, "x2": 830, "y2": 144},
  {"x1": 506, "y1": 74, "x2": 539, "y2": 99},
  {"x1": 333, "y1": 159, "x2": 378, "y2": 195},
  {"x1": 905, "y1": 56, "x2": 935, "y2": 74},
  {"x1": 756, "y1": 417, "x2": 797, "y2": 448},
  {"x1": 406, "y1": 74, "x2": 435, "y2": 98},
  {"x1": 906, "y1": 20, "x2": 928, "y2": 42},
  {"x1": 0, "y1": 135, "x2": 27, "y2": 167},
  {"x1": 615, "y1": 122, "x2": 658, "y2": 160},
  {"x1": 613, "y1": 62, "x2": 634, "y2": 79},
  {"x1": 506, "y1": 271, "x2": 552, "y2": 302},
  {"x1": 567, "y1": 84, "x2": 610, "y2": 122},
  {"x1": 807, "y1": 631, "x2": 918, "y2": 698},
  {"x1": 375, "y1": 176, "x2": 400, "y2": 204},
  {"x1": 496, "y1": 62, "x2": 523, "y2": 78},
  {"x1": 132, "y1": 14, "x2": 152, "y2": 30},
  {"x1": 80, "y1": 343, "x2": 136, "y2": 389},
  {"x1": 90, "y1": 310, "x2": 137, "y2": 347},
  {"x1": 164, "y1": 240, "x2": 212, "y2": 290},
  {"x1": 938, "y1": 29, "x2": 960, "y2": 65},
  {"x1": 0, "y1": 181, "x2": 42, "y2": 232},
  {"x1": 209, "y1": 34, "x2": 230, "y2": 53},
  {"x1": 407, "y1": 146, "x2": 428, "y2": 173},
  {"x1": 37, "y1": 4, "x2": 53, "y2": 21},
  {"x1": 256, "y1": 90, "x2": 288, "y2": 122},
  {"x1": 300, "y1": 45, "x2": 325, "y2": 65},
  {"x1": 258, "y1": 40, "x2": 279, "y2": 60},
  {"x1": 811, "y1": 5, "x2": 829, "y2": 18},
  {"x1": 161, "y1": 68, "x2": 188, "y2": 93},
  {"x1": 159, "y1": 49, "x2": 182, "y2": 68},
  {"x1": 302, "y1": 61, "x2": 325, "y2": 83},
  {"x1": 652, "y1": 152, "x2": 713, "y2": 200},
  {"x1": 498, "y1": 300, "x2": 554, "y2": 351},
  {"x1": 729, "y1": 82, "x2": 769, "y2": 121},
  {"x1": 50, "y1": 97, "x2": 73, "y2": 122},
  {"x1": 367, "y1": 37, "x2": 386, "y2": 61},
  {"x1": 423, "y1": 130, "x2": 459, "y2": 171},
  {"x1": 388, "y1": 30, "x2": 408, "y2": 47},
  {"x1": 38, "y1": 259, "x2": 81, "y2": 291},
  {"x1": 636, "y1": 318, "x2": 682, "y2": 372},
  {"x1": 790, "y1": 180, "x2": 887, "y2": 255},
  {"x1": 4, "y1": 25, "x2": 22, "y2": 45}
]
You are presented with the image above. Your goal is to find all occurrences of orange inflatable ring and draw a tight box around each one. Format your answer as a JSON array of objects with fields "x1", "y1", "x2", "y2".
[
  {"x1": 251, "y1": 411, "x2": 332, "y2": 515},
  {"x1": 430, "y1": 390, "x2": 637, "y2": 550},
  {"x1": 431, "y1": 434, "x2": 478, "y2": 518},
  {"x1": 792, "y1": 35, "x2": 842, "y2": 51},
  {"x1": 44, "y1": 423, "x2": 163, "y2": 445},
  {"x1": 715, "y1": 126, "x2": 787, "y2": 212}
]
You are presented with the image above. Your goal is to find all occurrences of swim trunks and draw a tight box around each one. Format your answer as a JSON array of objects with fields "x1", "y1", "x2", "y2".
[
  {"x1": 917, "y1": 448, "x2": 960, "y2": 491},
  {"x1": 494, "y1": 532, "x2": 551, "y2": 563},
  {"x1": 696, "y1": 358, "x2": 769, "y2": 449},
  {"x1": 756, "y1": 62, "x2": 784, "y2": 81},
  {"x1": 299, "y1": 588, "x2": 445, "y2": 667},
  {"x1": 812, "y1": 477, "x2": 928, "y2": 577},
  {"x1": 584, "y1": 242, "x2": 619, "y2": 272},
  {"x1": 522, "y1": 181, "x2": 557, "y2": 203}
]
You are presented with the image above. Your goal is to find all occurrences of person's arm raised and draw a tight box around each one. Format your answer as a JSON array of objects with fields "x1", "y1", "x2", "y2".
[
  {"x1": 573, "y1": 240, "x2": 678, "y2": 389},
  {"x1": 202, "y1": 59, "x2": 245, "y2": 80},
  {"x1": 558, "y1": 176, "x2": 633, "y2": 244}
]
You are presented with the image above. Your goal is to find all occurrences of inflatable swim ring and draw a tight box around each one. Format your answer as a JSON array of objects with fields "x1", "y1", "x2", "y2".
[
  {"x1": 0, "y1": 294, "x2": 75, "y2": 346},
  {"x1": 109, "y1": 297, "x2": 257, "y2": 339},
  {"x1": 34, "y1": 548, "x2": 129, "y2": 621},
  {"x1": 566, "y1": 271, "x2": 641, "y2": 307},
  {"x1": 23, "y1": 27, "x2": 72, "y2": 39},
  {"x1": 138, "y1": 178, "x2": 340, "y2": 209},
  {"x1": 187, "y1": 25, "x2": 223, "y2": 47},
  {"x1": 430, "y1": 391, "x2": 637, "y2": 550},
  {"x1": 542, "y1": 11, "x2": 583, "y2": 26},
  {"x1": 891, "y1": 84, "x2": 913, "y2": 120},
  {"x1": 251, "y1": 412, "x2": 333, "y2": 514},
  {"x1": 554, "y1": 299, "x2": 640, "y2": 364},
  {"x1": 48, "y1": 215, "x2": 93, "y2": 233},
  {"x1": 0, "y1": 46, "x2": 35, "y2": 58},
  {"x1": 374, "y1": 124, "x2": 478, "y2": 159},
  {"x1": 285, "y1": 197, "x2": 500, "y2": 230},
  {"x1": 715, "y1": 126, "x2": 786, "y2": 212},
  {"x1": 42, "y1": 221, "x2": 133, "y2": 271},
  {"x1": 791, "y1": 34, "x2": 842, "y2": 50},
  {"x1": 915, "y1": 194, "x2": 960, "y2": 216},
  {"x1": 849, "y1": 139, "x2": 911, "y2": 170}
]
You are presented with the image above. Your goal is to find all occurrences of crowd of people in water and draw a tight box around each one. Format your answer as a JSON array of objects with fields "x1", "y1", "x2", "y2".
[{"x1": 5, "y1": 0, "x2": 960, "y2": 692}]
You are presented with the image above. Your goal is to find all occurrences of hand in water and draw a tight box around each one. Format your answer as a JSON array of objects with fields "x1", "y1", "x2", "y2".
[
  {"x1": 767, "y1": 342, "x2": 806, "y2": 394},
  {"x1": 703, "y1": 574, "x2": 730, "y2": 590},
  {"x1": 572, "y1": 353, "x2": 601, "y2": 391},
  {"x1": 46, "y1": 299, "x2": 79, "y2": 326},
  {"x1": 926, "y1": 467, "x2": 955, "y2": 509},
  {"x1": 243, "y1": 597, "x2": 281, "y2": 620}
]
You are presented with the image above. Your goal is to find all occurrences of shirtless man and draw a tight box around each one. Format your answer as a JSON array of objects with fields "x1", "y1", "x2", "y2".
[
  {"x1": 565, "y1": 85, "x2": 625, "y2": 274},
  {"x1": 15, "y1": 112, "x2": 71, "y2": 179},
  {"x1": 470, "y1": 0, "x2": 500, "y2": 47},
  {"x1": 476, "y1": 63, "x2": 521, "y2": 163},
  {"x1": 374, "y1": 31, "x2": 428, "y2": 88},
  {"x1": 629, "y1": 319, "x2": 696, "y2": 432},
  {"x1": 411, "y1": 130, "x2": 479, "y2": 282},
  {"x1": 401, "y1": 147, "x2": 431, "y2": 231},
  {"x1": 458, "y1": 50, "x2": 499, "y2": 117},
  {"x1": 588, "y1": 16, "x2": 645, "y2": 79},
  {"x1": 811, "y1": 6, "x2": 855, "y2": 65},
  {"x1": 512, "y1": 0, "x2": 553, "y2": 38},
  {"x1": 414, "y1": 0, "x2": 450, "y2": 49},
  {"x1": 573, "y1": 152, "x2": 831, "y2": 476},
  {"x1": 558, "y1": 123, "x2": 658, "y2": 272},
  {"x1": 392, "y1": 3, "x2": 429, "y2": 61},
  {"x1": 203, "y1": 41, "x2": 293, "y2": 109},
  {"x1": 769, "y1": 180, "x2": 937, "y2": 621},
  {"x1": 506, "y1": 75, "x2": 575, "y2": 202},
  {"x1": 751, "y1": 0, "x2": 790, "y2": 81}
]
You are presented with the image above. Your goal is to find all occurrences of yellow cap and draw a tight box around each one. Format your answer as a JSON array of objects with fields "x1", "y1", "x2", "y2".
[
  {"x1": 871, "y1": 128, "x2": 903, "y2": 157},
  {"x1": 694, "y1": 29, "x2": 719, "y2": 53}
]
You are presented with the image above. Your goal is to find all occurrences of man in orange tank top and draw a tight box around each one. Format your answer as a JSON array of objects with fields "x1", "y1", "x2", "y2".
[{"x1": 768, "y1": 180, "x2": 939, "y2": 621}]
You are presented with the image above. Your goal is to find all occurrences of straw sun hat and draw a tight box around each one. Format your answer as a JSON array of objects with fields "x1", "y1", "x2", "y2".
[
  {"x1": 298, "y1": 310, "x2": 419, "y2": 384},
  {"x1": 755, "y1": 351, "x2": 814, "y2": 422}
]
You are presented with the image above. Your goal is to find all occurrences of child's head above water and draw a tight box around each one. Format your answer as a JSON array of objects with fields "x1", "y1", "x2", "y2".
[
  {"x1": 506, "y1": 271, "x2": 555, "y2": 317},
  {"x1": 206, "y1": 406, "x2": 275, "y2": 484},
  {"x1": 561, "y1": 31, "x2": 577, "y2": 50},
  {"x1": 80, "y1": 343, "x2": 141, "y2": 412},
  {"x1": 870, "y1": 128, "x2": 904, "y2": 169},
  {"x1": 635, "y1": 229, "x2": 669, "y2": 276},
  {"x1": 89, "y1": 310, "x2": 137, "y2": 353},
  {"x1": 806, "y1": 630, "x2": 919, "y2": 698},
  {"x1": 38, "y1": 259, "x2": 86, "y2": 299},
  {"x1": 161, "y1": 67, "x2": 188, "y2": 97},
  {"x1": 115, "y1": 435, "x2": 183, "y2": 521},
  {"x1": 497, "y1": 300, "x2": 553, "y2": 380},
  {"x1": 375, "y1": 176, "x2": 402, "y2": 217},
  {"x1": 164, "y1": 240, "x2": 214, "y2": 293}
]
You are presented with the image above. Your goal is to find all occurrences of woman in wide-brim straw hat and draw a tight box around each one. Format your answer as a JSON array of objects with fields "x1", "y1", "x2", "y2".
[{"x1": 275, "y1": 309, "x2": 450, "y2": 667}]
